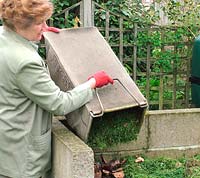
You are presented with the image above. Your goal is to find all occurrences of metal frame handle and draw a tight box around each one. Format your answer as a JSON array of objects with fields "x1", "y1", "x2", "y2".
[{"x1": 89, "y1": 78, "x2": 142, "y2": 118}]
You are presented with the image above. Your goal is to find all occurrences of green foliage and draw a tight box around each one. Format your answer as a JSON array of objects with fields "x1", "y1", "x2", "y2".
[
  {"x1": 87, "y1": 109, "x2": 140, "y2": 150},
  {"x1": 94, "y1": 0, "x2": 160, "y2": 24},
  {"x1": 131, "y1": 24, "x2": 199, "y2": 109},
  {"x1": 50, "y1": 0, "x2": 80, "y2": 28},
  {"x1": 38, "y1": 46, "x2": 46, "y2": 59},
  {"x1": 123, "y1": 155, "x2": 200, "y2": 178},
  {"x1": 156, "y1": 0, "x2": 200, "y2": 28},
  {"x1": 51, "y1": 0, "x2": 70, "y2": 14}
]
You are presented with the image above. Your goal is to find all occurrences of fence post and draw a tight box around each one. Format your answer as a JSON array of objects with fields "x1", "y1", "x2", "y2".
[{"x1": 83, "y1": 0, "x2": 93, "y2": 27}]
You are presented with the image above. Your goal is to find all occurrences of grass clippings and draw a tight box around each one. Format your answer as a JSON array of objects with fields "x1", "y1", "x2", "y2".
[{"x1": 87, "y1": 108, "x2": 141, "y2": 150}]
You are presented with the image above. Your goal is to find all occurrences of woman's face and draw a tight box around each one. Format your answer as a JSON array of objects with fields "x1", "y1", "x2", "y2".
[{"x1": 15, "y1": 21, "x2": 47, "y2": 41}]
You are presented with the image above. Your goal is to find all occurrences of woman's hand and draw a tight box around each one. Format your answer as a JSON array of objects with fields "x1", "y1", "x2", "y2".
[
  {"x1": 88, "y1": 71, "x2": 114, "y2": 88},
  {"x1": 43, "y1": 23, "x2": 61, "y2": 33}
]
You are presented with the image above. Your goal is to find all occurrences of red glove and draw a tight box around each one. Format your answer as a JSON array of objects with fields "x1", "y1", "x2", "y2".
[
  {"x1": 88, "y1": 71, "x2": 114, "y2": 88},
  {"x1": 44, "y1": 25, "x2": 61, "y2": 33}
]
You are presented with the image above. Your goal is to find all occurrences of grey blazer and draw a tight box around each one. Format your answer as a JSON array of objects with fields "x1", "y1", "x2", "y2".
[{"x1": 0, "y1": 26, "x2": 93, "y2": 178}]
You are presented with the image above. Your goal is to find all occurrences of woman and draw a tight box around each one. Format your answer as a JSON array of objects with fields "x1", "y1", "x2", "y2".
[{"x1": 0, "y1": 0, "x2": 113, "y2": 178}]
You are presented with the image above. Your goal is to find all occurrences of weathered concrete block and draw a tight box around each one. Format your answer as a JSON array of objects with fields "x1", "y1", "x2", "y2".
[
  {"x1": 51, "y1": 118, "x2": 94, "y2": 178},
  {"x1": 146, "y1": 108, "x2": 200, "y2": 157},
  {"x1": 147, "y1": 109, "x2": 200, "y2": 148}
]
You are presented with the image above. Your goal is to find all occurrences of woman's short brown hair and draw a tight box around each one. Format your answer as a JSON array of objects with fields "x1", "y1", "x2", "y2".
[{"x1": 0, "y1": 0, "x2": 53, "y2": 30}]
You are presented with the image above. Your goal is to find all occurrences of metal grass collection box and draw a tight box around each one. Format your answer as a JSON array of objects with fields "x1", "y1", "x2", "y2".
[{"x1": 44, "y1": 27, "x2": 147, "y2": 142}]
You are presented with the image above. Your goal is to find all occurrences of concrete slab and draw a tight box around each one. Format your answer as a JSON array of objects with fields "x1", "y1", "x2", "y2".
[{"x1": 52, "y1": 118, "x2": 94, "y2": 178}]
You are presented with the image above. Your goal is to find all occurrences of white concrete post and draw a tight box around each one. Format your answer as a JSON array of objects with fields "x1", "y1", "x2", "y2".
[{"x1": 83, "y1": 0, "x2": 93, "y2": 27}]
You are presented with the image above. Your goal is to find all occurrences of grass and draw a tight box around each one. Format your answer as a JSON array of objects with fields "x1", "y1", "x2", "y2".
[
  {"x1": 123, "y1": 155, "x2": 200, "y2": 178},
  {"x1": 87, "y1": 108, "x2": 141, "y2": 149}
]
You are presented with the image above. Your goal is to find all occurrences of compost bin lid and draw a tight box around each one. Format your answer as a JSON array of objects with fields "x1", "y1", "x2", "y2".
[{"x1": 44, "y1": 27, "x2": 147, "y2": 117}]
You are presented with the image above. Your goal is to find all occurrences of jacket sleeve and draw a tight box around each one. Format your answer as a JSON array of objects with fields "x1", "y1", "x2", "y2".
[{"x1": 15, "y1": 59, "x2": 93, "y2": 115}]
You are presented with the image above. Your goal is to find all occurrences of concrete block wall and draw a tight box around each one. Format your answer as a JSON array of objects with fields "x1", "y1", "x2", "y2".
[
  {"x1": 147, "y1": 108, "x2": 200, "y2": 157},
  {"x1": 51, "y1": 118, "x2": 94, "y2": 178},
  {"x1": 95, "y1": 108, "x2": 200, "y2": 158},
  {"x1": 51, "y1": 108, "x2": 200, "y2": 177}
]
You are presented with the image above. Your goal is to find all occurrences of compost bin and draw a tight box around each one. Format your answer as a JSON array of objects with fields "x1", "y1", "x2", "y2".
[
  {"x1": 190, "y1": 35, "x2": 200, "y2": 107},
  {"x1": 44, "y1": 27, "x2": 148, "y2": 142}
]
